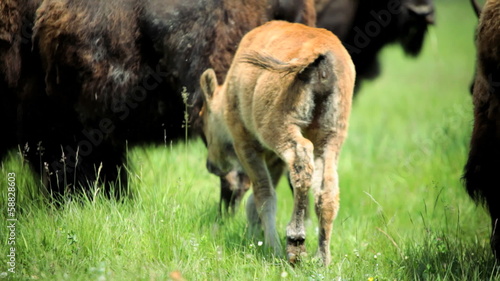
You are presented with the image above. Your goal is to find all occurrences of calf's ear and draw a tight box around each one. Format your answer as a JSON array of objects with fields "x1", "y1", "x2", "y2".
[{"x1": 200, "y1": 68, "x2": 219, "y2": 104}]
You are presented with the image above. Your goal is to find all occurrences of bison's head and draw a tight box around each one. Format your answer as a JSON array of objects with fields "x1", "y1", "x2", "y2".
[
  {"x1": 317, "y1": 0, "x2": 435, "y2": 85},
  {"x1": 199, "y1": 68, "x2": 237, "y2": 177},
  {"x1": 200, "y1": 69, "x2": 251, "y2": 212},
  {"x1": 398, "y1": 0, "x2": 435, "y2": 56}
]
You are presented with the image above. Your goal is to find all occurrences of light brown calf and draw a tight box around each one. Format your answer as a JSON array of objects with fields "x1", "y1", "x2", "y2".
[{"x1": 200, "y1": 20, "x2": 355, "y2": 265}]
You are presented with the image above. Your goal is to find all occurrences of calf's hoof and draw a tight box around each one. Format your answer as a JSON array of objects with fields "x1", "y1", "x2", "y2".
[
  {"x1": 315, "y1": 251, "x2": 331, "y2": 266},
  {"x1": 286, "y1": 239, "x2": 307, "y2": 264}
]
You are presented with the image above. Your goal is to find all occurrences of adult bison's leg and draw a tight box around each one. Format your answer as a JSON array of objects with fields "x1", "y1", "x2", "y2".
[
  {"x1": 17, "y1": 91, "x2": 77, "y2": 195},
  {"x1": 44, "y1": 137, "x2": 126, "y2": 199},
  {"x1": 18, "y1": 93, "x2": 127, "y2": 198},
  {"x1": 80, "y1": 139, "x2": 127, "y2": 199}
]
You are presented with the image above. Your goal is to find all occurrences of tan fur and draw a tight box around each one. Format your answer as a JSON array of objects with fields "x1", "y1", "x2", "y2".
[{"x1": 200, "y1": 20, "x2": 355, "y2": 265}]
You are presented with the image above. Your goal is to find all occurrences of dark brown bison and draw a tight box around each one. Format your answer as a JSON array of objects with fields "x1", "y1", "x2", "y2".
[
  {"x1": 316, "y1": 0, "x2": 435, "y2": 92},
  {"x1": 8, "y1": 0, "x2": 314, "y2": 203},
  {"x1": 463, "y1": 0, "x2": 500, "y2": 260}
]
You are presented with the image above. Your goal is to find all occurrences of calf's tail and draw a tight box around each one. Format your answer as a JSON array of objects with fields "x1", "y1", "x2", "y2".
[{"x1": 240, "y1": 51, "x2": 336, "y2": 95}]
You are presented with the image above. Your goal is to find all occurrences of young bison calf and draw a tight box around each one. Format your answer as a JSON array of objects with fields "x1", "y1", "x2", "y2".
[{"x1": 199, "y1": 20, "x2": 355, "y2": 265}]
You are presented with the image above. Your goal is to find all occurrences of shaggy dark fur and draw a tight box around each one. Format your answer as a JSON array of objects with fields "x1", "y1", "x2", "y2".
[
  {"x1": 0, "y1": 0, "x2": 42, "y2": 161},
  {"x1": 16, "y1": 0, "x2": 315, "y2": 200},
  {"x1": 316, "y1": 0, "x2": 434, "y2": 92},
  {"x1": 463, "y1": 0, "x2": 500, "y2": 261}
]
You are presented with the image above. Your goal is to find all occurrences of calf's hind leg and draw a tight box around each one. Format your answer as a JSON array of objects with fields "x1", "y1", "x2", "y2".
[
  {"x1": 312, "y1": 141, "x2": 341, "y2": 266},
  {"x1": 271, "y1": 129, "x2": 315, "y2": 263}
]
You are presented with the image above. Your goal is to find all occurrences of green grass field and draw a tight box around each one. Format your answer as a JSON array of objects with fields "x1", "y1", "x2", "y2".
[{"x1": 1, "y1": 1, "x2": 497, "y2": 280}]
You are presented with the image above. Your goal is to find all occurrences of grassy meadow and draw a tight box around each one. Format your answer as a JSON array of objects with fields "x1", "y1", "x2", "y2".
[{"x1": 1, "y1": 0, "x2": 497, "y2": 280}]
